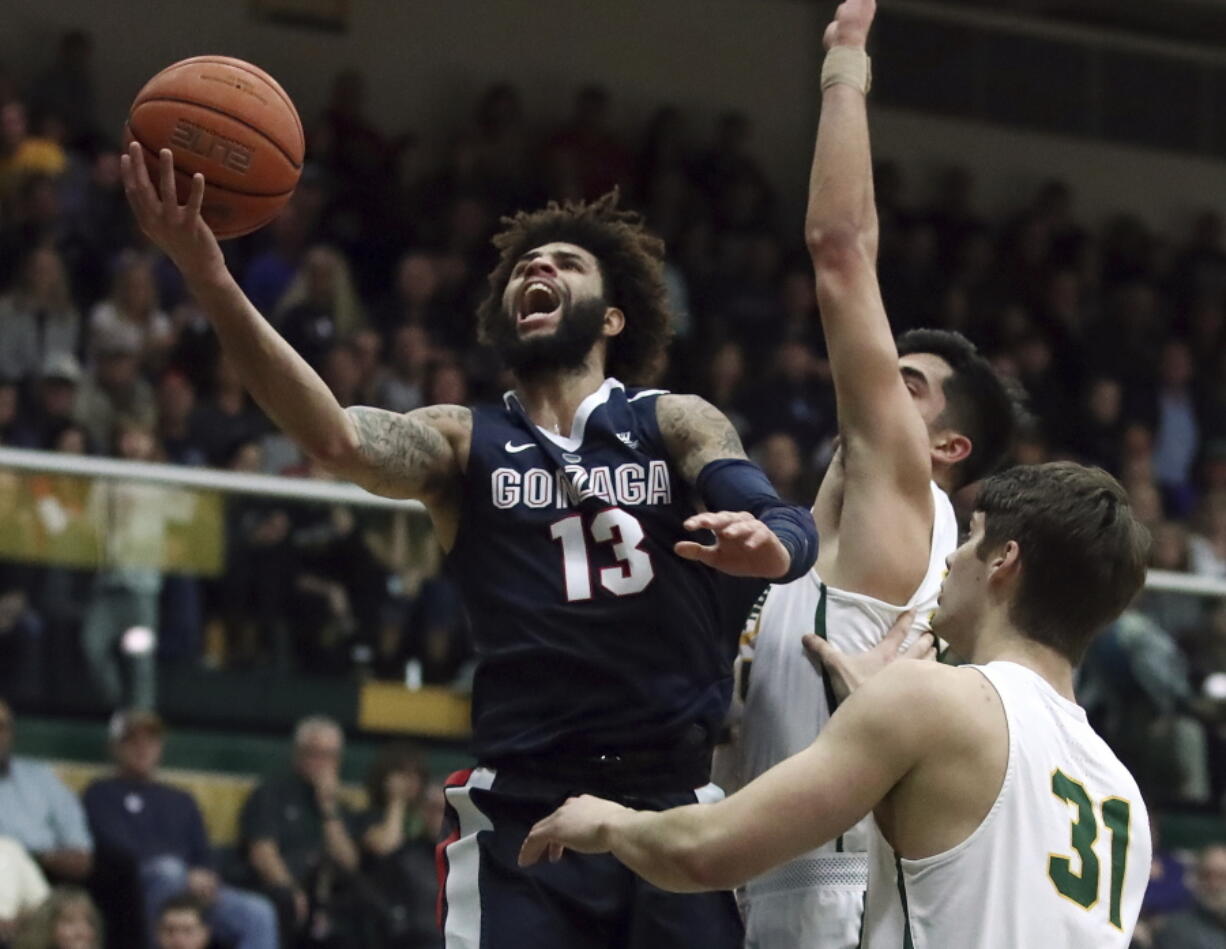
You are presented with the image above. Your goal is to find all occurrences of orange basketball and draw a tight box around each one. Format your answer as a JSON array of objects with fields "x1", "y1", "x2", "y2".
[{"x1": 125, "y1": 55, "x2": 304, "y2": 239}]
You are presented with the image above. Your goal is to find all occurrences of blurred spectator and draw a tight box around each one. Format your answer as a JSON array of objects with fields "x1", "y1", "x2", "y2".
[
  {"x1": 73, "y1": 335, "x2": 156, "y2": 455},
  {"x1": 0, "y1": 102, "x2": 66, "y2": 200},
  {"x1": 211, "y1": 440, "x2": 294, "y2": 669},
  {"x1": 372, "y1": 326, "x2": 431, "y2": 414},
  {"x1": 1188, "y1": 296, "x2": 1226, "y2": 386},
  {"x1": 1152, "y1": 339, "x2": 1202, "y2": 517},
  {"x1": 154, "y1": 373, "x2": 206, "y2": 467},
  {"x1": 238, "y1": 716, "x2": 365, "y2": 947},
  {"x1": 0, "y1": 380, "x2": 35, "y2": 448},
  {"x1": 1078, "y1": 377, "x2": 1126, "y2": 474},
  {"x1": 29, "y1": 31, "x2": 98, "y2": 150},
  {"x1": 422, "y1": 359, "x2": 470, "y2": 409},
  {"x1": 1141, "y1": 522, "x2": 1204, "y2": 639},
  {"x1": 312, "y1": 70, "x2": 391, "y2": 202},
  {"x1": 0, "y1": 836, "x2": 49, "y2": 944},
  {"x1": 357, "y1": 743, "x2": 439, "y2": 948},
  {"x1": 1078, "y1": 611, "x2": 1205, "y2": 807},
  {"x1": 376, "y1": 252, "x2": 446, "y2": 346},
  {"x1": 0, "y1": 700, "x2": 93, "y2": 884},
  {"x1": 740, "y1": 340, "x2": 834, "y2": 457},
  {"x1": 153, "y1": 895, "x2": 210, "y2": 949},
  {"x1": 242, "y1": 202, "x2": 311, "y2": 317},
  {"x1": 80, "y1": 419, "x2": 166, "y2": 709},
  {"x1": 0, "y1": 247, "x2": 80, "y2": 384},
  {"x1": 544, "y1": 85, "x2": 633, "y2": 202},
  {"x1": 13, "y1": 887, "x2": 102, "y2": 949},
  {"x1": 26, "y1": 355, "x2": 85, "y2": 451},
  {"x1": 274, "y1": 246, "x2": 366, "y2": 371},
  {"x1": 1172, "y1": 211, "x2": 1226, "y2": 308},
  {"x1": 469, "y1": 82, "x2": 534, "y2": 212},
  {"x1": 636, "y1": 106, "x2": 690, "y2": 209},
  {"x1": 288, "y1": 480, "x2": 388, "y2": 674},
  {"x1": 1153, "y1": 845, "x2": 1226, "y2": 949},
  {"x1": 1190, "y1": 495, "x2": 1226, "y2": 581},
  {"x1": 1141, "y1": 817, "x2": 1193, "y2": 929},
  {"x1": 691, "y1": 111, "x2": 769, "y2": 216},
  {"x1": 321, "y1": 344, "x2": 363, "y2": 409},
  {"x1": 696, "y1": 340, "x2": 749, "y2": 436},
  {"x1": 193, "y1": 357, "x2": 265, "y2": 470},
  {"x1": 754, "y1": 432, "x2": 809, "y2": 506},
  {"x1": 66, "y1": 147, "x2": 130, "y2": 306},
  {"x1": 0, "y1": 563, "x2": 43, "y2": 706},
  {"x1": 88, "y1": 253, "x2": 172, "y2": 370},
  {"x1": 83, "y1": 710, "x2": 277, "y2": 949},
  {"x1": 1013, "y1": 332, "x2": 1072, "y2": 449}
]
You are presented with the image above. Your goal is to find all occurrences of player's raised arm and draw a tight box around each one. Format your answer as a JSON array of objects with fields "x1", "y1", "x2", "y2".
[
  {"x1": 520, "y1": 660, "x2": 943, "y2": 890},
  {"x1": 656, "y1": 394, "x2": 818, "y2": 581},
  {"x1": 805, "y1": 0, "x2": 929, "y2": 493},
  {"x1": 120, "y1": 145, "x2": 468, "y2": 509}
]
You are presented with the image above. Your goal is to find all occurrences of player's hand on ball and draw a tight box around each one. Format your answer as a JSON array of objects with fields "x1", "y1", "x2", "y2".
[
  {"x1": 121, "y1": 143, "x2": 225, "y2": 283},
  {"x1": 803, "y1": 608, "x2": 935, "y2": 703},
  {"x1": 823, "y1": 0, "x2": 876, "y2": 50},
  {"x1": 518, "y1": 795, "x2": 630, "y2": 867},
  {"x1": 675, "y1": 511, "x2": 793, "y2": 579}
]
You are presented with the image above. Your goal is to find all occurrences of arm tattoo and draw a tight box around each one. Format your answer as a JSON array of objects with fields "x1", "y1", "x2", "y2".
[
  {"x1": 345, "y1": 405, "x2": 469, "y2": 498},
  {"x1": 656, "y1": 394, "x2": 747, "y2": 484}
]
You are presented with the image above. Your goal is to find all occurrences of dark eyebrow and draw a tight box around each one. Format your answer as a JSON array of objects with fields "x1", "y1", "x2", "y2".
[
  {"x1": 515, "y1": 249, "x2": 589, "y2": 268},
  {"x1": 900, "y1": 366, "x2": 929, "y2": 389}
]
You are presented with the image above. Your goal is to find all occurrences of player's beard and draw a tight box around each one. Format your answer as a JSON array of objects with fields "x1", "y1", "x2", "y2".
[{"x1": 493, "y1": 296, "x2": 610, "y2": 380}]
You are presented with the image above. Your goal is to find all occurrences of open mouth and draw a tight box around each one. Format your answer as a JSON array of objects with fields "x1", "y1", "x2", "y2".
[{"x1": 517, "y1": 280, "x2": 563, "y2": 330}]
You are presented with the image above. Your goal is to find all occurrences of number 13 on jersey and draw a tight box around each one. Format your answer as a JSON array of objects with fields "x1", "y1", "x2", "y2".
[{"x1": 550, "y1": 509, "x2": 655, "y2": 601}]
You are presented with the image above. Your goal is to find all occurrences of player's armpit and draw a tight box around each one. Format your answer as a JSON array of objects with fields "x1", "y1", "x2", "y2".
[
  {"x1": 656, "y1": 394, "x2": 746, "y2": 485},
  {"x1": 343, "y1": 404, "x2": 471, "y2": 502}
]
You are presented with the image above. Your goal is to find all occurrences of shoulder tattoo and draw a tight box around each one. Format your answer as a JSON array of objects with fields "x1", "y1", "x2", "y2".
[{"x1": 656, "y1": 394, "x2": 746, "y2": 483}]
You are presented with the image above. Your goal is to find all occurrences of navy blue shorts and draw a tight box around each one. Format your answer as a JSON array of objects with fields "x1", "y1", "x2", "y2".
[{"x1": 436, "y1": 767, "x2": 744, "y2": 949}]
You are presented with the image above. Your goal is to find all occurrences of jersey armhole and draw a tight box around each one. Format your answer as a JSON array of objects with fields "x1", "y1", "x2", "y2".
[{"x1": 901, "y1": 668, "x2": 1016, "y2": 871}]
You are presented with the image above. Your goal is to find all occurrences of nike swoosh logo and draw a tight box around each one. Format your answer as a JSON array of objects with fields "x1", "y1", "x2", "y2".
[{"x1": 505, "y1": 441, "x2": 538, "y2": 453}]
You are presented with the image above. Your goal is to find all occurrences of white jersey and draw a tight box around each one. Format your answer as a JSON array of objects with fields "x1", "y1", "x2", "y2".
[
  {"x1": 863, "y1": 661, "x2": 1151, "y2": 949},
  {"x1": 722, "y1": 482, "x2": 957, "y2": 949}
]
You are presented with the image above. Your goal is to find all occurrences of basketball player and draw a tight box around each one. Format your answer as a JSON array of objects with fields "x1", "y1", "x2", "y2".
[
  {"x1": 718, "y1": 1, "x2": 1020, "y2": 944},
  {"x1": 523, "y1": 461, "x2": 1154, "y2": 949},
  {"x1": 121, "y1": 150, "x2": 818, "y2": 949}
]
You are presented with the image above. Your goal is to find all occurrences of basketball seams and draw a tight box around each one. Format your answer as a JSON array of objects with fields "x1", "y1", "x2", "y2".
[
  {"x1": 181, "y1": 55, "x2": 304, "y2": 151},
  {"x1": 141, "y1": 55, "x2": 305, "y2": 157},
  {"x1": 130, "y1": 138, "x2": 295, "y2": 199},
  {"x1": 130, "y1": 95, "x2": 302, "y2": 171}
]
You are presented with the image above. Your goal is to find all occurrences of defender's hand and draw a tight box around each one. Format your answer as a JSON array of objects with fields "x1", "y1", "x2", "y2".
[
  {"x1": 518, "y1": 795, "x2": 630, "y2": 867},
  {"x1": 823, "y1": 0, "x2": 876, "y2": 50},
  {"x1": 121, "y1": 143, "x2": 226, "y2": 283},
  {"x1": 675, "y1": 511, "x2": 792, "y2": 579},
  {"x1": 803, "y1": 608, "x2": 934, "y2": 703}
]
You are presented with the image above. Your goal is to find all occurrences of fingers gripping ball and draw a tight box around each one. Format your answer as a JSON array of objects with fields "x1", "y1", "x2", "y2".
[{"x1": 124, "y1": 56, "x2": 304, "y2": 239}]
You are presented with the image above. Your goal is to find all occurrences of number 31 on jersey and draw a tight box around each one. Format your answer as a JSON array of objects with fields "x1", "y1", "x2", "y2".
[{"x1": 550, "y1": 509, "x2": 655, "y2": 601}]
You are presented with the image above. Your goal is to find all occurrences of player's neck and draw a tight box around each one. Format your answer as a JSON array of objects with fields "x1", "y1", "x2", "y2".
[
  {"x1": 969, "y1": 616, "x2": 1077, "y2": 702},
  {"x1": 513, "y1": 361, "x2": 608, "y2": 438},
  {"x1": 931, "y1": 459, "x2": 955, "y2": 494}
]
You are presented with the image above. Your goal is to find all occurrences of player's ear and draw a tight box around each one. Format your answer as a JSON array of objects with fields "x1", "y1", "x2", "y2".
[
  {"x1": 932, "y1": 431, "x2": 972, "y2": 468},
  {"x1": 987, "y1": 540, "x2": 1020, "y2": 583},
  {"x1": 603, "y1": 306, "x2": 626, "y2": 338}
]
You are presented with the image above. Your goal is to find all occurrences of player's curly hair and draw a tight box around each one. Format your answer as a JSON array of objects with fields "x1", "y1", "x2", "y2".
[{"x1": 476, "y1": 191, "x2": 673, "y2": 384}]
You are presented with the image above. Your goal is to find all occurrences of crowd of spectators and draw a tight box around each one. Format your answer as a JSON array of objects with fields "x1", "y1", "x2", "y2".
[
  {"x1": 4, "y1": 27, "x2": 1226, "y2": 947},
  {"x1": 0, "y1": 699, "x2": 444, "y2": 949}
]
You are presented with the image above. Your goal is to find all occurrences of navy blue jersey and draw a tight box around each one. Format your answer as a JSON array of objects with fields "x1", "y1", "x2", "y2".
[{"x1": 447, "y1": 378, "x2": 766, "y2": 760}]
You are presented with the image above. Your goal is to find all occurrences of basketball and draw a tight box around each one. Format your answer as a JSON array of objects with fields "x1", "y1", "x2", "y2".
[{"x1": 124, "y1": 55, "x2": 304, "y2": 239}]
